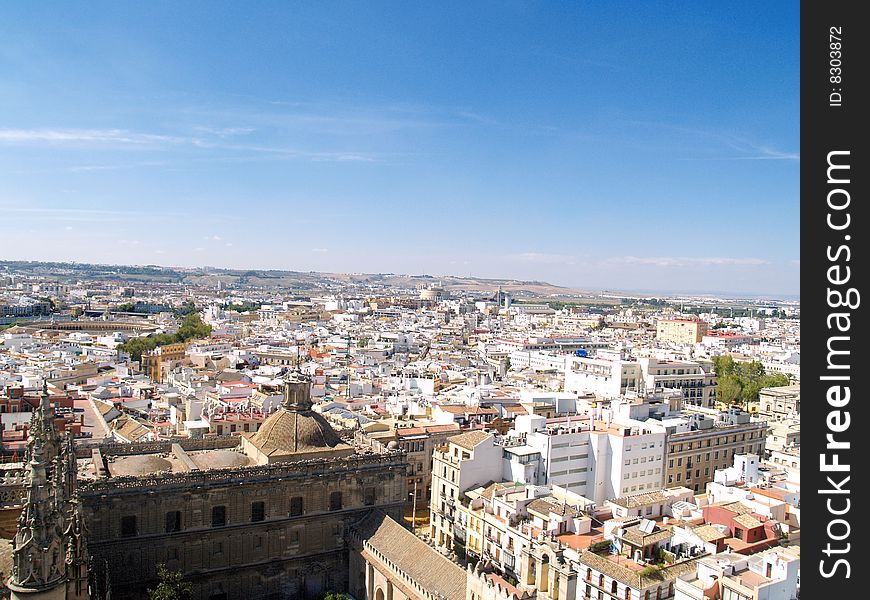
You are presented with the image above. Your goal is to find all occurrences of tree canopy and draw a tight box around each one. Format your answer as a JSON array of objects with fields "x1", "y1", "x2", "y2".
[
  {"x1": 118, "y1": 312, "x2": 212, "y2": 363},
  {"x1": 148, "y1": 565, "x2": 192, "y2": 600},
  {"x1": 712, "y1": 355, "x2": 790, "y2": 406}
]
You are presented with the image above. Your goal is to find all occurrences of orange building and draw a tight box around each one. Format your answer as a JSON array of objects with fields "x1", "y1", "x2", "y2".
[{"x1": 141, "y1": 342, "x2": 188, "y2": 383}]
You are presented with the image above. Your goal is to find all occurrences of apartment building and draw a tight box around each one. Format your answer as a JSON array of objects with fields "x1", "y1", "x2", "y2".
[
  {"x1": 674, "y1": 546, "x2": 800, "y2": 600},
  {"x1": 394, "y1": 422, "x2": 462, "y2": 502},
  {"x1": 656, "y1": 319, "x2": 708, "y2": 344},
  {"x1": 507, "y1": 414, "x2": 667, "y2": 504},
  {"x1": 564, "y1": 352, "x2": 641, "y2": 398},
  {"x1": 639, "y1": 357, "x2": 717, "y2": 408},
  {"x1": 430, "y1": 430, "x2": 502, "y2": 548},
  {"x1": 653, "y1": 410, "x2": 767, "y2": 493}
]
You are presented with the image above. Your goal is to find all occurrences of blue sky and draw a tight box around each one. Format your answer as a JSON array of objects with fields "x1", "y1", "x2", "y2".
[{"x1": 0, "y1": 1, "x2": 799, "y2": 297}]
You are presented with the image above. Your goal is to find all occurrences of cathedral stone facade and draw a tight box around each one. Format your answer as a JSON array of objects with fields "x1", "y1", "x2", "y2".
[{"x1": 6, "y1": 378, "x2": 412, "y2": 600}]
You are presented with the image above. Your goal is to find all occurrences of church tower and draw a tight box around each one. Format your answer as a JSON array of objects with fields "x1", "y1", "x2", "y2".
[
  {"x1": 7, "y1": 392, "x2": 90, "y2": 599},
  {"x1": 7, "y1": 435, "x2": 67, "y2": 599}
]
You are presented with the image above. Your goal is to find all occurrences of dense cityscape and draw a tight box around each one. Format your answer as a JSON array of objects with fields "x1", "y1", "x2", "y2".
[
  {"x1": 1, "y1": 260, "x2": 800, "y2": 599},
  {"x1": 1, "y1": 2, "x2": 801, "y2": 599}
]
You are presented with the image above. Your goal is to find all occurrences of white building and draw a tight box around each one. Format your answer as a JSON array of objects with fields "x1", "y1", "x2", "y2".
[
  {"x1": 674, "y1": 546, "x2": 800, "y2": 600},
  {"x1": 564, "y1": 352, "x2": 641, "y2": 398},
  {"x1": 430, "y1": 430, "x2": 503, "y2": 548}
]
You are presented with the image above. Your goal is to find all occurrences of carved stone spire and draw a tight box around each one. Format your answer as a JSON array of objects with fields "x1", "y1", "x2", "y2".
[
  {"x1": 7, "y1": 435, "x2": 67, "y2": 595},
  {"x1": 63, "y1": 500, "x2": 90, "y2": 600},
  {"x1": 29, "y1": 385, "x2": 61, "y2": 465},
  {"x1": 8, "y1": 388, "x2": 90, "y2": 599}
]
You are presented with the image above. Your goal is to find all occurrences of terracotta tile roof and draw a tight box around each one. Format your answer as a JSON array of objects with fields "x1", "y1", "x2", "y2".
[
  {"x1": 692, "y1": 524, "x2": 727, "y2": 543},
  {"x1": 527, "y1": 497, "x2": 581, "y2": 518},
  {"x1": 450, "y1": 430, "x2": 492, "y2": 451},
  {"x1": 733, "y1": 513, "x2": 763, "y2": 529},
  {"x1": 113, "y1": 417, "x2": 151, "y2": 442},
  {"x1": 718, "y1": 501, "x2": 754, "y2": 515},
  {"x1": 621, "y1": 524, "x2": 673, "y2": 547},
  {"x1": 580, "y1": 551, "x2": 703, "y2": 588},
  {"x1": 354, "y1": 511, "x2": 466, "y2": 600},
  {"x1": 609, "y1": 490, "x2": 670, "y2": 509}
]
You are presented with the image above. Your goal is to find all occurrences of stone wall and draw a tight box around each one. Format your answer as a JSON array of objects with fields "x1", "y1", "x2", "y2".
[{"x1": 79, "y1": 451, "x2": 407, "y2": 600}]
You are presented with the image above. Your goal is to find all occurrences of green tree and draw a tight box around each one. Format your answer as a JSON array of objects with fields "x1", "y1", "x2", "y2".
[
  {"x1": 717, "y1": 374, "x2": 743, "y2": 405},
  {"x1": 174, "y1": 300, "x2": 197, "y2": 316},
  {"x1": 118, "y1": 313, "x2": 212, "y2": 363},
  {"x1": 148, "y1": 565, "x2": 192, "y2": 600},
  {"x1": 712, "y1": 355, "x2": 737, "y2": 377},
  {"x1": 713, "y1": 356, "x2": 790, "y2": 405},
  {"x1": 737, "y1": 361, "x2": 765, "y2": 381}
]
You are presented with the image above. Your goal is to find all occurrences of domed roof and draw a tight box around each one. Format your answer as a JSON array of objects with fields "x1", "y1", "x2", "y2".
[
  {"x1": 249, "y1": 408, "x2": 344, "y2": 455},
  {"x1": 246, "y1": 376, "x2": 349, "y2": 457}
]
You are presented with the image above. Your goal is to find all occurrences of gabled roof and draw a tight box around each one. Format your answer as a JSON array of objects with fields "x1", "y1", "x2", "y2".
[
  {"x1": 353, "y1": 511, "x2": 466, "y2": 600},
  {"x1": 691, "y1": 524, "x2": 727, "y2": 543},
  {"x1": 450, "y1": 430, "x2": 492, "y2": 451}
]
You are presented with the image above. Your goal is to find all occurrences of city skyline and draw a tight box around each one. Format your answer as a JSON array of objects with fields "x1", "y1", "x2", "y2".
[{"x1": 0, "y1": 2, "x2": 799, "y2": 296}]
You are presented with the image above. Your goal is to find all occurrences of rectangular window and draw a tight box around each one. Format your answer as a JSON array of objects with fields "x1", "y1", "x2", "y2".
[
  {"x1": 251, "y1": 501, "x2": 265, "y2": 522},
  {"x1": 329, "y1": 491, "x2": 343, "y2": 511},
  {"x1": 364, "y1": 487, "x2": 377, "y2": 506},
  {"x1": 212, "y1": 505, "x2": 227, "y2": 527},
  {"x1": 165, "y1": 510, "x2": 182, "y2": 533},
  {"x1": 289, "y1": 496, "x2": 304, "y2": 516},
  {"x1": 121, "y1": 515, "x2": 137, "y2": 537}
]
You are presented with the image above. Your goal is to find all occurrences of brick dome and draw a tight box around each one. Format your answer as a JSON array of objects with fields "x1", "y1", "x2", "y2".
[
  {"x1": 249, "y1": 408, "x2": 343, "y2": 455},
  {"x1": 246, "y1": 376, "x2": 347, "y2": 457}
]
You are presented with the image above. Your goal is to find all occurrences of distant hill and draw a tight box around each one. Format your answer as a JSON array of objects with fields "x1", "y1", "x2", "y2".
[{"x1": 0, "y1": 260, "x2": 593, "y2": 298}]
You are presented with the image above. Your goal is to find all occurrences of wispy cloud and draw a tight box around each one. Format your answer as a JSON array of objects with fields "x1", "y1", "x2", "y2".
[
  {"x1": 191, "y1": 126, "x2": 255, "y2": 137},
  {"x1": 0, "y1": 128, "x2": 185, "y2": 145},
  {"x1": 731, "y1": 146, "x2": 800, "y2": 160},
  {"x1": 0, "y1": 127, "x2": 383, "y2": 163},
  {"x1": 67, "y1": 160, "x2": 168, "y2": 172},
  {"x1": 1, "y1": 206, "x2": 186, "y2": 223},
  {"x1": 508, "y1": 252, "x2": 577, "y2": 265},
  {"x1": 618, "y1": 120, "x2": 799, "y2": 162},
  {"x1": 311, "y1": 248, "x2": 329, "y2": 253},
  {"x1": 611, "y1": 256, "x2": 770, "y2": 267}
]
